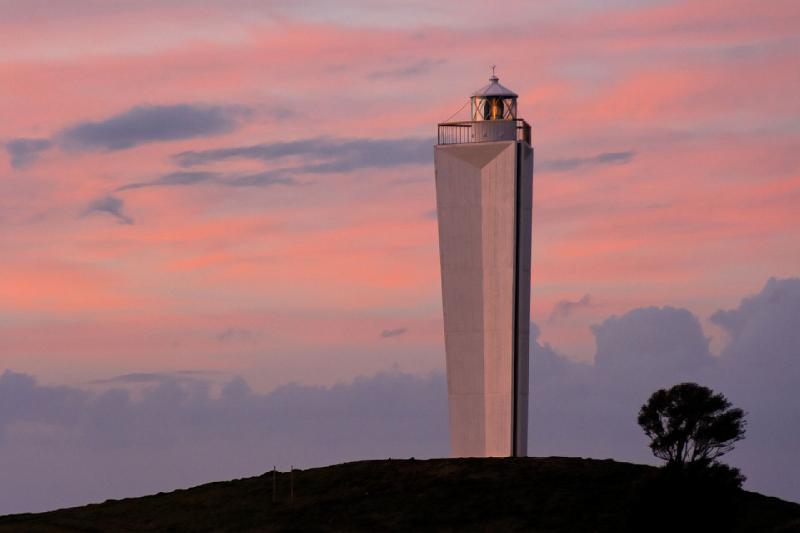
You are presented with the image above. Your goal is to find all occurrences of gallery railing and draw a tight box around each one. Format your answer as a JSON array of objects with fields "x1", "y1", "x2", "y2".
[{"x1": 437, "y1": 119, "x2": 531, "y2": 145}]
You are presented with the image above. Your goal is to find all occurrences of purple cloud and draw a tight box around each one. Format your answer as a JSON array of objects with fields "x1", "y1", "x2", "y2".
[
  {"x1": 380, "y1": 328, "x2": 408, "y2": 338},
  {"x1": 5, "y1": 138, "x2": 52, "y2": 168},
  {"x1": 548, "y1": 294, "x2": 593, "y2": 323},
  {"x1": 83, "y1": 195, "x2": 134, "y2": 224},
  {"x1": 2, "y1": 278, "x2": 799, "y2": 514}
]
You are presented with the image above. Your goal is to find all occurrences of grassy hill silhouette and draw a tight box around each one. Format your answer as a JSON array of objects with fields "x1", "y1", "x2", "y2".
[{"x1": 1, "y1": 457, "x2": 798, "y2": 532}]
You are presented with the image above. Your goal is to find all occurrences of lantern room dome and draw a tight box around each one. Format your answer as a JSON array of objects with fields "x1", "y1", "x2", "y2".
[{"x1": 471, "y1": 75, "x2": 518, "y2": 98}]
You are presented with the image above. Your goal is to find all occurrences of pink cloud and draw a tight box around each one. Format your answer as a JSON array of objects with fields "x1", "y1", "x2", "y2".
[{"x1": 2, "y1": 0, "x2": 798, "y2": 385}]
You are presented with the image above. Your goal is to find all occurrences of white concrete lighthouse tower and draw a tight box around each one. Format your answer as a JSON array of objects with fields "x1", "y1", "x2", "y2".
[{"x1": 434, "y1": 72, "x2": 533, "y2": 457}]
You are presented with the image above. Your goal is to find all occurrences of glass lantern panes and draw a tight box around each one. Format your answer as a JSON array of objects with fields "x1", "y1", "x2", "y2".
[{"x1": 471, "y1": 96, "x2": 517, "y2": 121}]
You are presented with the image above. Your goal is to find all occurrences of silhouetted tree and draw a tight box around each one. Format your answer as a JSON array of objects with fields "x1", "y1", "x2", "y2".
[
  {"x1": 637, "y1": 382, "x2": 746, "y2": 468},
  {"x1": 629, "y1": 384, "x2": 748, "y2": 532}
]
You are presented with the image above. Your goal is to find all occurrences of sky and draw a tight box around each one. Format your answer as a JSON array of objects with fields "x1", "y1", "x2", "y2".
[{"x1": 1, "y1": 0, "x2": 799, "y2": 514}]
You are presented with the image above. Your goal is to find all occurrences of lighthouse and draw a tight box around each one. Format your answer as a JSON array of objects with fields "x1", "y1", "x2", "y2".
[{"x1": 434, "y1": 71, "x2": 533, "y2": 457}]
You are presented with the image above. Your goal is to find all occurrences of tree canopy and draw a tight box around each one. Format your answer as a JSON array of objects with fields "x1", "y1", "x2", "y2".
[{"x1": 637, "y1": 382, "x2": 746, "y2": 467}]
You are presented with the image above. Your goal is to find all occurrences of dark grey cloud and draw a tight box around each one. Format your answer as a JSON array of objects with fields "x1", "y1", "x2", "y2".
[
  {"x1": 88, "y1": 372, "x2": 205, "y2": 386},
  {"x1": 380, "y1": 328, "x2": 407, "y2": 338},
  {"x1": 83, "y1": 195, "x2": 133, "y2": 224},
  {"x1": 216, "y1": 328, "x2": 256, "y2": 343},
  {"x1": 261, "y1": 107, "x2": 297, "y2": 121},
  {"x1": 117, "y1": 171, "x2": 217, "y2": 191},
  {"x1": 2, "y1": 278, "x2": 799, "y2": 515},
  {"x1": 5, "y1": 138, "x2": 52, "y2": 168},
  {"x1": 116, "y1": 170, "x2": 298, "y2": 191},
  {"x1": 548, "y1": 294, "x2": 592, "y2": 323},
  {"x1": 368, "y1": 58, "x2": 447, "y2": 79},
  {"x1": 226, "y1": 171, "x2": 298, "y2": 188},
  {"x1": 173, "y1": 137, "x2": 433, "y2": 173},
  {"x1": 60, "y1": 104, "x2": 248, "y2": 151},
  {"x1": 538, "y1": 151, "x2": 635, "y2": 173},
  {"x1": 175, "y1": 139, "x2": 313, "y2": 166}
]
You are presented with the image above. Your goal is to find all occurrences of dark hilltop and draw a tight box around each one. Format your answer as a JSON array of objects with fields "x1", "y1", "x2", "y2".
[{"x1": 1, "y1": 457, "x2": 798, "y2": 532}]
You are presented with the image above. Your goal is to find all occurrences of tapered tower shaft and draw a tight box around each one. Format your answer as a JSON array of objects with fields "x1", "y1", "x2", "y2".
[{"x1": 434, "y1": 74, "x2": 533, "y2": 457}]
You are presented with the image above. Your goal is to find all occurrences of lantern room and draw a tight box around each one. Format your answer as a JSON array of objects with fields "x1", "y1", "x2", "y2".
[{"x1": 470, "y1": 72, "x2": 518, "y2": 121}]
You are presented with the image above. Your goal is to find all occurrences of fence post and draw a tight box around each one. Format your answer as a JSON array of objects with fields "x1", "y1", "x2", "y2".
[{"x1": 272, "y1": 467, "x2": 276, "y2": 505}]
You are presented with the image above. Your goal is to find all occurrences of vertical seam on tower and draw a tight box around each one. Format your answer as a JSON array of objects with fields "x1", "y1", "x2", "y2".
[
  {"x1": 511, "y1": 141, "x2": 521, "y2": 457},
  {"x1": 479, "y1": 152, "x2": 486, "y2": 454}
]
